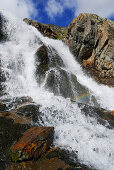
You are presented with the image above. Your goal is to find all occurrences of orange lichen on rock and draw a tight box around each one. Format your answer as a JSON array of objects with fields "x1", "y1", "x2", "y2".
[
  {"x1": 10, "y1": 126, "x2": 54, "y2": 162},
  {"x1": 110, "y1": 110, "x2": 114, "y2": 115}
]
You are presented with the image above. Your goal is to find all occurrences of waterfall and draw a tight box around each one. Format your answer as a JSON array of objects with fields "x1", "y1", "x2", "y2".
[{"x1": 0, "y1": 11, "x2": 114, "y2": 170}]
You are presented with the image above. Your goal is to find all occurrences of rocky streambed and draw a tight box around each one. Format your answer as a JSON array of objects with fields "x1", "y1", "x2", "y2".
[{"x1": 0, "y1": 97, "x2": 114, "y2": 170}]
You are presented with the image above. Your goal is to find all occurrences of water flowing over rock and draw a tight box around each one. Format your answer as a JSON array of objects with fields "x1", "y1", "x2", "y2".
[
  {"x1": 10, "y1": 126, "x2": 54, "y2": 162},
  {"x1": 35, "y1": 45, "x2": 90, "y2": 99},
  {"x1": 0, "y1": 13, "x2": 6, "y2": 42},
  {"x1": 65, "y1": 13, "x2": 114, "y2": 85},
  {"x1": 0, "y1": 11, "x2": 114, "y2": 170},
  {"x1": 23, "y1": 18, "x2": 67, "y2": 40}
]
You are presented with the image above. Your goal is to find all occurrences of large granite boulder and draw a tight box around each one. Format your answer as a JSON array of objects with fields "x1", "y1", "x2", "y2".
[{"x1": 65, "y1": 13, "x2": 114, "y2": 85}]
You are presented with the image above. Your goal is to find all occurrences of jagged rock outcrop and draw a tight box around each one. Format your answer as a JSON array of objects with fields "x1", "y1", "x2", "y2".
[
  {"x1": 65, "y1": 13, "x2": 114, "y2": 85},
  {"x1": 23, "y1": 18, "x2": 67, "y2": 40}
]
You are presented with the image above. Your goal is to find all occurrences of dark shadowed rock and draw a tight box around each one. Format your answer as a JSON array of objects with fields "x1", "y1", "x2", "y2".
[
  {"x1": 78, "y1": 103, "x2": 114, "y2": 128},
  {"x1": 0, "y1": 12, "x2": 8, "y2": 42},
  {"x1": 66, "y1": 13, "x2": 114, "y2": 85},
  {"x1": 10, "y1": 126, "x2": 54, "y2": 162},
  {"x1": 5, "y1": 96, "x2": 34, "y2": 110},
  {"x1": 0, "y1": 13, "x2": 4, "y2": 41},
  {"x1": 7, "y1": 147, "x2": 92, "y2": 170},
  {"x1": 35, "y1": 45, "x2": 49, "y2": 83},
  {"x1": 7, "y1": 158, "x2": 71, "y2": 170},
  {"x1": 0, "y1": 101, "x2": 7, "y2": 111},
  {"x1": 0, "y1": 116, "x2": 30, "y2": 170},
  {"x1": 14, "y1": 103, "x2": 41, "y2": 123}
]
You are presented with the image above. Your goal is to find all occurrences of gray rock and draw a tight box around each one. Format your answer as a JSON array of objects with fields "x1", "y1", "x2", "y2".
[{"x1": 65, "y1": 13, "x2": 114, "y2": 85}]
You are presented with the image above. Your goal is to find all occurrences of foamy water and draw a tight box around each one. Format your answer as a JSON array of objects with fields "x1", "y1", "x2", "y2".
[{"x1": 0, "y1": 11, "x2": 114, "y2": 170}]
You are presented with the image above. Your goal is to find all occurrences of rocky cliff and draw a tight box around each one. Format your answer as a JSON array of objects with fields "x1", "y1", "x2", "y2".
[
  {"x1": 65, "y1": 13, "x2": 114, "y2": 85},
  {"x1": 24, "y1": 14, "x2": 114, "y2": 86}
]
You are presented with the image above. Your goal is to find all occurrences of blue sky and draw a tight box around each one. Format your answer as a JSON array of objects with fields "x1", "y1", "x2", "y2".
[{"x1": 0, "y1": 0, "x2": 114, "y2": 27}]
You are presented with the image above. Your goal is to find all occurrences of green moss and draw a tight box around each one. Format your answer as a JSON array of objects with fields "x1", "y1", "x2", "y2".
[
  {"x1": 10, "y1": 150, "x2": 29, "y2": 162},
  {"x1": 10, "y1": 150, "x2": 22, "y2": 162}
]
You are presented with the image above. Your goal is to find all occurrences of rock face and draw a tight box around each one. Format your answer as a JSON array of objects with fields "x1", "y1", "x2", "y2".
[
  {"x1": 65, "y1": 13, "x2": 114, "y2": 85},
  {"x1": 10, "y1": 126, "x2": 54, "y2": 162},
  {"x1": 35, "y1": 45, "x2": 90, "y2": 99},
  {"x1": 23, "y1": 18, "x2": 67, "y2": 40}
]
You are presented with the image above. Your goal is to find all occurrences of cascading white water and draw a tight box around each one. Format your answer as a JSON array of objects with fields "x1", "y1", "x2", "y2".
[{"x1": 0, "y1": 11, "x2": 114, "y2": 170}]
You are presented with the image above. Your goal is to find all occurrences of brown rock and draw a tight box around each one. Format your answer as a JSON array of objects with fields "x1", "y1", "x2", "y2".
[
  {"x1": 0, "y1": 116, "x2": 31, "y2": 170},
  {"x1": 65, "y1": 13, "x2": 114, "y2": 85},
  {"x1": 110, "y1": 110, "x2": 114, "y2": 115},
  {"x1": 0, "y1": 101, "x2": 7, "y2": 111},
  {"x1": 23, "y1": 18, "x2": 67, "y2": 40},
  {"x1": 7, "y1": 146, "x2": 91, "y2": 170},
  {"x1": 0, "y1": 111, "x2": 31, "y2": 124},
  {"x1": 7, "y1": 158, "x2": 70, "y2": 170},
  {"x1": 10, "y1": 126, "x2": 54, "y2": 162}
]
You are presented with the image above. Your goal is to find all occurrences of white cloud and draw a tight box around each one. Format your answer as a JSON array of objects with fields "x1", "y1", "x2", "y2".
[
  {"x1": 45, "y1": 0, "x2": 114, "y2": 19},
  {"x1": 0, "y1": 0, "x2": 37, "y2": 19},
  {"x1": 45, "y1": 0, "x2": 63, "y2": 19},
  {"x1": 76, "y1": 0, "x2": 114, "y2": 18}
]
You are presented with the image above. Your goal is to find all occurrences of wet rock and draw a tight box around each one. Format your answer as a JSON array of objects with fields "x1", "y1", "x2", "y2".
[
  {"x1": 0, "y1": 110, "x2": 31, "y2": 125},
  {"x1": 35, "y1": 45, "x2": 64, "y2": 80},
  {"x1": 23, "y1": 18, "x2": 67, "y2": 40},
  {"x1": 10, "y1": 126, "x2": 54, "y2": 162},
  {"x1": 45, "y1": 69, "x2": 89, "y2": 98},
  {"x1": 0, "y1": 117, "x2": 30, "y2": 170},
  {"x1": 0, "y1": 12, "x2": 8, "y2": 42},
  {"x1": 14, "y1": 103, "x2": 41, "y2": 123},
  {"x1": 35, "y1": 44, "x2": 64, "y2": 83},
  {"x1": 8, "y1": 147, "x2": 92, "y2": 170},
  {"x1": 0, "y1": 59, "x2": 7, "y2": 96},
  {"x1": 66, "y1": 13, "x2": 114, "y2": 85},
  {"x1": 0, "y1": 13, "x2": 5, "y2": 41},
  {"x1": 7, "y1": 158, "x2": 70, "y2": 170},
  {"x1": 0, "y1": 101, "x2": 7, "y2": 111},
  {"x1": 35, "y1": 45, "x2": 49, "y2": 83},
  {"x1": 5, "y1": 96, "x2": 34, "y2": 110},
  {"x1": 46, "y1": 148, "x2": 92, "y2": 170},
  {"x1": 35, "y1": 45, "x2": 90, "y2": 99},
  {"x1": 78, "y1": 103, "x2": 114, "y2": 127}
]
